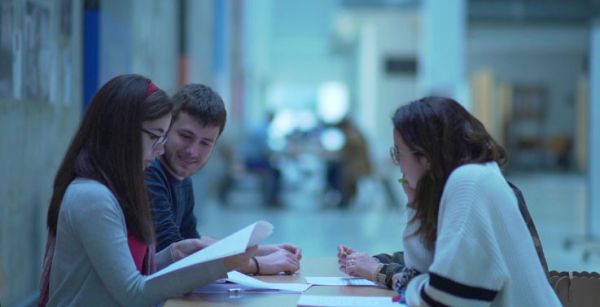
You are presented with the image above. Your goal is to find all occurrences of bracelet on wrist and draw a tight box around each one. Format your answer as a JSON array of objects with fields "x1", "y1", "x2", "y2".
[{"x1": 251, "y1": 256, "x2": 260, "y2": 275}]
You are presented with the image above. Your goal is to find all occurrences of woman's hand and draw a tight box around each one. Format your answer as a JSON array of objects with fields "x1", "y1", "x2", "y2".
[
  {"x1": 345, "y1": 251, "x2": 380, "y2": 281},
  {"x1": 170, "y1": 238, "x2": 208, "y2": 262},
  {"x1": 257, "y1": 243, "x2": 302, "y2": 259},
  {"x1": 223, "y1": 245, "x2": 258, "y2": 271},
  {"x1": 277, "y1": 243, "x2": 302, "y2": 260},
  {"x1": 337, "y1": 245, "x2": 356, "y2": 273},
  {"x1": 254, "y1": 248, "x2": 300, "y2": 274}
]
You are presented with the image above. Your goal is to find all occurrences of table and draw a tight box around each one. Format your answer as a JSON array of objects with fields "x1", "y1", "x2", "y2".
[{"x1": 165, "y1": 257, "x2": 397, "y2": 307}]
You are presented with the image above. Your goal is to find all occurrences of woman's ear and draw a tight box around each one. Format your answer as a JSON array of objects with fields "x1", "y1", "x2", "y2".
[{"x1": 419, "y1": 156, "x2": 431, "y2": 170}]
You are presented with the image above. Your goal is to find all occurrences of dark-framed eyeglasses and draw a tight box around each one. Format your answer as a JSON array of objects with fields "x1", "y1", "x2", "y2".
[
  {"x1": 389, "y1": 146, "x2": 401, "y2": 165},
  {"x1": 142, "y1": 128, "x2": 168, "y2": 148}
]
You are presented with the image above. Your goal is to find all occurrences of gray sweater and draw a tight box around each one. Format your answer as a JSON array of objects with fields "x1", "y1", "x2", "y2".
[{"x1": 47, "y1": 178, "x2": 227, "y2": 307}]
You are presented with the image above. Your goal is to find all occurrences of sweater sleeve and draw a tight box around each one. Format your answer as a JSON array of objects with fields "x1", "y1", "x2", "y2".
[
  {"x1": 146, "y1": 165, "x2": 186, "y2": 251},
  {"x1": 373, "y1": 251, "x2": 404, "y2": 264},
  {"x1": 69, "y1": 185, "x2": 226, "y2": 307},
  {"x1": 372, "y1": 251, "x2": 405, "y2": 289},
  {"x1": 404, "y1": 166, "x2": 508, "y2": 307}
]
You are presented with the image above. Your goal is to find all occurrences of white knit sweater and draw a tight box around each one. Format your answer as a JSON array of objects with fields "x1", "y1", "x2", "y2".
[{"x1": 405, "y1": 162, "x2": 561, "y2": 306}]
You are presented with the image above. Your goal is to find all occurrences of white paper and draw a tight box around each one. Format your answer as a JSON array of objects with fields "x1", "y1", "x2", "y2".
[
  {"x1": 227, "y1": 271, "x2": 311, "y2": 292},
  {"x1": 192, "y1": 282, "x2": 286, "y2": 294},
  {"x1": 148, "y1": 221, "x2": 273, "y2": 281},
  {"x1": 297, "y1": 295, "x2": 406, "y2": 307},
  {"x1": 304, "y1": 277, "x2": 376, "y2": 286}
]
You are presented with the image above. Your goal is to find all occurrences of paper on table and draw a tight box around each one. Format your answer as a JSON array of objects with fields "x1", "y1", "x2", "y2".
[
  {"x1": 304, "y1": 277, "x2": 376, "y2": 286},
  {"x1": 227, "y1": 271, "x2": 311, "y2": 292},
  {"x1": 148, "y1": 221, "x2": 273, "y2": 281},
  {"x1": 192, "y1": 283, "x2": 285, "y2": 294},
  {"x1": 297, "y1": 295, "x2": 406, "y2": 307}
]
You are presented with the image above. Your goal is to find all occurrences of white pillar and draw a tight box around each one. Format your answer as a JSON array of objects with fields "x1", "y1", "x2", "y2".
[
  {"x1": 419, "y1": 0, "x2": 469, "y2": 108},
  {"x1": 243, "y1": 0, "x2": 273, "y2": 128},
  {"x1": 588, "y1": 19, "x2": 600, "y2": 237},
  {"x1": 213, "y1": 0, "x2": 232, "y2": 107},
  {"x1": 186, "y1": 0, "x2": 215, "y2": 85},
  {"x1": 356, "y1": 23, "x2": 377, "y2": 152}
]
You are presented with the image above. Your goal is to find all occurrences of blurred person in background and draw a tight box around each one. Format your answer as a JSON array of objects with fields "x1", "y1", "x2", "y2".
[
  {"x1": 241, "y1": 111, "x2": 283, "y2": 207},
  {"x1": 40, "y1": 74, "x2": 255, "y2": 307},
  {"x1": 145, "y1": 84, "x2": 301, "y2": 276},
  {"x1": 325, "y1": 117, "x2": 372, "y2": 208},
  {"x1": 338, "y1": 96, "x2": 558, "y2": 306}
]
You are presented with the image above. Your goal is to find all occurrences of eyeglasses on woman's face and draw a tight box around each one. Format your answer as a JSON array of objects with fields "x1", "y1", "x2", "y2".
[
  {"x1": 389, "y1": 145, "x2": 420, "y2": 166},
  {"x1": 389, "y1": 146, "x2": 402, "y2": 165},
  {"x1": 142, "y1": 128, "x2": 168, "y2": 148}
]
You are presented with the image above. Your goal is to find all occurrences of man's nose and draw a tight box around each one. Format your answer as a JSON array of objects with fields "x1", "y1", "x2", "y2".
[{"x1": 184, "y1": 143, "x2": 201, "y2": 157}]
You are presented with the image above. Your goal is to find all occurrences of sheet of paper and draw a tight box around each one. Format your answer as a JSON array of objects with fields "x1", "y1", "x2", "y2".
[
  {"x1": 148, "y1": 221, "x2": 273, "y2": 281},
  {"x1": 227, "y1": 271, "x2": 311, "y2": 292},
  {"x1": 304, "y1": 277, "x2": 376, "y2": 286},
  {"x1": 297, "y1": 295, "x2": 406, "y2": 307}
]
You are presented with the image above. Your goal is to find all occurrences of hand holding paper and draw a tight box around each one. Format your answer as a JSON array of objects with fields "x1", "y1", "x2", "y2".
[
  {"x1": 149, "y1": 221, "x2": 273, "y2": 281},
  {"x1": 223, "y1": 245, "x2": 258, "y2": 271}
]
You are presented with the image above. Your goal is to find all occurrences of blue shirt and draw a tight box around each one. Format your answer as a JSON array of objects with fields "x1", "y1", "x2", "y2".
[{"x1": 145, "y1": 159, "x2": 200, "y2": 251}]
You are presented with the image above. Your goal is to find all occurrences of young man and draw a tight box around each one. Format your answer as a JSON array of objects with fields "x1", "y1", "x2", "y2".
[{"x1": 146, "y1": 84, "x2": 301, "y2": 275}]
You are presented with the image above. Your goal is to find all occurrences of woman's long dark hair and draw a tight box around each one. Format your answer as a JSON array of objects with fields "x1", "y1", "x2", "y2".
[
  {"x1": 47, "y1": 74, "x2": 173, "y2": 244},
  {"x1": 392, "y1": 96, "x2": 507, "y2": 250}
]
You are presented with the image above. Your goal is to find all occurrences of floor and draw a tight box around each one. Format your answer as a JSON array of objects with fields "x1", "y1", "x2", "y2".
[{"x1": 192, "y1": 171, "x2": 600, "y2": 273}]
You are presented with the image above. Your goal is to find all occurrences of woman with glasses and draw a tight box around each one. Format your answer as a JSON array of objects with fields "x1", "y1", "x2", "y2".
[
  {"x1": 338, "y1": 96, "x2": 559, "y2": 306},
  {"x1": 39, "y1": 74, "x2": 255, "y2": 307}
]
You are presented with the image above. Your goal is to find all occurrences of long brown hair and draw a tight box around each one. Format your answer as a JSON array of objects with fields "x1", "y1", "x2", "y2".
[
  {"x1": 392, "y1": 96, "x2": 507, "y2": 250},
  {"x1": 47, "y1": 74, "x2": 173, "y2": 244}
]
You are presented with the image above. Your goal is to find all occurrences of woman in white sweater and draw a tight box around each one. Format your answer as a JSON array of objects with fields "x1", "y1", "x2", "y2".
[
  {"x1": 39, "y1": 74, "x2": 255, "y2": 307},
  {"x1": 390, "y1": 97, "x2": 560, "y2": 306}
]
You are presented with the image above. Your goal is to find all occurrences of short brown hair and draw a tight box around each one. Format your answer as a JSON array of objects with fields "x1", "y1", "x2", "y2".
[{"x1": 172, "y1": 84, "x2": 227, "y2": 135}]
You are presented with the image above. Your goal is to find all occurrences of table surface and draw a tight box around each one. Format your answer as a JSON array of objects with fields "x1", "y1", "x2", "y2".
[{"x1": 164, "y1": 257, "x2": 397, "y2": 307}]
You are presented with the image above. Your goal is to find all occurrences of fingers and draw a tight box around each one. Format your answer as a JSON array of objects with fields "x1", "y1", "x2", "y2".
[
  {"x1": 280, "y1": 243, "x2": 296, "y2": 252},
  {"x1": 255, "y1": 249, "x2": 301, "y2": 274},
  {"x1": 345, "y1": 258, "x2": 357, "y2": 276},
  {"x1": 280, "y1": 243, "x2": 302, "y2": 259},
  {"x1": 171, "y1": 238, "x2": 205, "y2": 261},
  {"x1": 283, "y1": 257, "x2": 300, "y2": 273},
  {"x1": 338, "y1": 245, "x2": 354, "y2": 258}
]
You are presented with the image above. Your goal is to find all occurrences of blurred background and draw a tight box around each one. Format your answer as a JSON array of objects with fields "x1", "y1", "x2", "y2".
[{"x1": 2, "y1": 0, "x2": 600, "y2": 305}]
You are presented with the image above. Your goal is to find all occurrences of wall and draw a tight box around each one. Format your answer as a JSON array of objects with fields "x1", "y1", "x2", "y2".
[
  {"x1": 100, "y1": 0, "x2": 178, "y2": 92},
  {"x1": 0, "y1": 0, "x2": 180, "y2": 304},
  {"x1": 352, "y1": 9, "x2": 421, "y2": 168},
  {"x1": 468, "y1": 24, "x2": 588, "y2": 168},
  {"x1": 0, "y1": 0, "x2": 82, "y2": 305}
]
